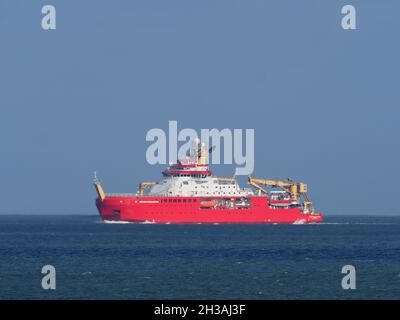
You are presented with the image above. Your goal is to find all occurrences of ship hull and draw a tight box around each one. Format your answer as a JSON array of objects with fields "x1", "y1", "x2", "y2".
[{"x1": 96, "y1": 196, "x2": 323, "y2": 224}]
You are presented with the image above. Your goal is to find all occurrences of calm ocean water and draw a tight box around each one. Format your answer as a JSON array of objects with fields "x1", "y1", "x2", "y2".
[{"x1": 0, "y1": 215, "x2": 399, "y2": 300}]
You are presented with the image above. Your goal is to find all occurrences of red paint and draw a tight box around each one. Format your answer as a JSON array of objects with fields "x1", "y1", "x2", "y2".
[{"x1": 96, "y1": 195, "x2": 323, "y2": 224}]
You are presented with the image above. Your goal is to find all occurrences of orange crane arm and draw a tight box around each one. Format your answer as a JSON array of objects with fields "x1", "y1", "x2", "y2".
[
  {"x1": 248, "y1": 177, "x2": 309, "y2": 204},
  {"x1": 139, "y1": 182, "x2": 156, "y2": 196}
]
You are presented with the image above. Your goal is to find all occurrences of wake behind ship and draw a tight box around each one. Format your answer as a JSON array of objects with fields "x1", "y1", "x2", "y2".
[{"x1": 94, "y1": 139, "x2": 323, "y2": 224}]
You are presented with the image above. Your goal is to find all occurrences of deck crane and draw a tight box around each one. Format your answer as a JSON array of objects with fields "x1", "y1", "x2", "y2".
[
  {"x1": 139, "y1": 182, "x2": 157, "y2": 196},
  {"x1": 248, "y1": 176, "x2": 314, "y2": 213}
]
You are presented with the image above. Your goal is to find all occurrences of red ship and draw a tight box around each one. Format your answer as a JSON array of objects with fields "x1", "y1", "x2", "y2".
[{"x1": 94, "y1": 140, "x2": 323, "y2": 224}]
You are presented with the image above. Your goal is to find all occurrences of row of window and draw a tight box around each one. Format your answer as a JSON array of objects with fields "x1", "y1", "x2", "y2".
[
  {"x1": 192, "y1": 185, "x2": 235, "y2": 189},
  {"x1": 164, "y1": 174, "x2": 209, "y2": 178},
  {"x1": 161, "y1": 198, "x2": 198, "y2": 203}
]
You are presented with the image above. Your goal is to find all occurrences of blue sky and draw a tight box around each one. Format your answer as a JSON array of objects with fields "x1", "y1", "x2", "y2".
[{"x1": 0, "y1": 0, "x2": 399, "y2": 215}]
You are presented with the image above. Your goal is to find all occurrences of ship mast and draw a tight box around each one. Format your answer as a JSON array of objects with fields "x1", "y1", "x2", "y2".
[{"x1": 192, "y1": 138, "x2": 215, "y2": 166}]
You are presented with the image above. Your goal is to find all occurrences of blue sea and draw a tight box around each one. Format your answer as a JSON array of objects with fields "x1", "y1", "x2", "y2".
[{"x1": 0, "y1": 215, "x2": 399, "y2": 300}]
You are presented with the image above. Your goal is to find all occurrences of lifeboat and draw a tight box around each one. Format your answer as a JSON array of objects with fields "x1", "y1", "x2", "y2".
[{"x1": 200, "y1": 200, "x2": 216, "y2": 208}]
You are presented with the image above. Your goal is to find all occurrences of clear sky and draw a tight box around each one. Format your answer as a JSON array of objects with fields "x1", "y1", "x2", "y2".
[{"x1": 0, "y1": 0, "x2": 399, "y2": 215}]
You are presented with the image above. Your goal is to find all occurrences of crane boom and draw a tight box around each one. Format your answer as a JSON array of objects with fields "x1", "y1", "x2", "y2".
[
  {"x1": 139, "y1": 182, "x2": 157, "y2": 196},
  {"x1": 248, "y1": 177, "x2": 312, "y2": 212}
]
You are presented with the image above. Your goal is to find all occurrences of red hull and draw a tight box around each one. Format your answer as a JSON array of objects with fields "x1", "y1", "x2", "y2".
[{"x1": 96, "y1": 196, "x2": 323, "y2": 224}]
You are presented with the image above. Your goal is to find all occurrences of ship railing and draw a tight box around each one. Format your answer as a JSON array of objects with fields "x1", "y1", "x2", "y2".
[{"x1": 106, "y1": 193, "x2": 137, "y2": 197}]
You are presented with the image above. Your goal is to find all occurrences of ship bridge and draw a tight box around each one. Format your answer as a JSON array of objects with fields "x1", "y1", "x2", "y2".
[{"x1": 162, "y1": 163, "x2": 213, "y2": 178}]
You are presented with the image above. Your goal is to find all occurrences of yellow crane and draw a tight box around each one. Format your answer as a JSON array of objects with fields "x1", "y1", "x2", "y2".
[
  {"x1": 94, "y1": 180, "x2": 106, "y2": 202},
  {"x1": 139, "y1": 182, "x2": 157, "y2": 196},
  {"x1": 248, "y1": 176, "x2": 314, "y2": 212},
  {"x1": 93, "y1": 172, "x2": 106, "y2": 202}
]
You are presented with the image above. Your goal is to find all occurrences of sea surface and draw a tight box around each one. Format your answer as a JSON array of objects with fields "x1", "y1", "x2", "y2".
[{"x1": 0, "y1": 215, "x2": 399, "y2": 300}]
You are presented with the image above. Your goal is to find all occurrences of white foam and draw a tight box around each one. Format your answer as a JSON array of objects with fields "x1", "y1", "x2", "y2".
[
  {"x1": 139, "y1": 220, "x2": 156, "y2": 224},
  {"x1": 103, "y1": 220, "x2": 134, "y2": 224}
]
